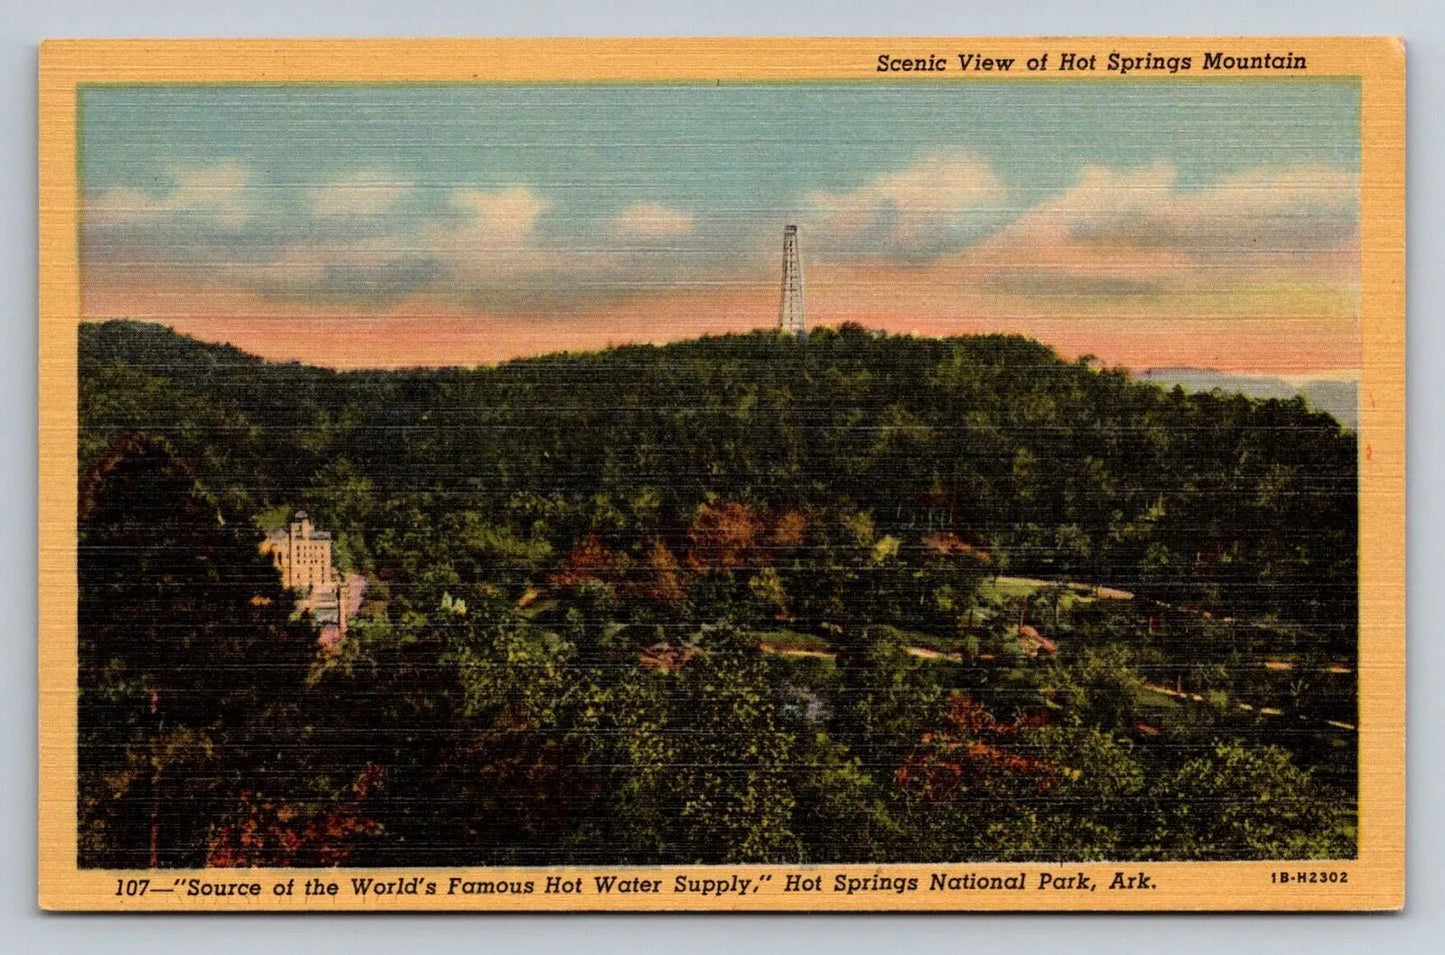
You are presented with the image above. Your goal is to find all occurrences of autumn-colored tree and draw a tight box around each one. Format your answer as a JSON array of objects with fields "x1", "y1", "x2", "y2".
[
  {"x1": 205, "y1": 765, "x2": 384, "y2": 867},
  {"x1": 630, "y1": 539, "x2": 687, "y2": 605},
  {"x1": 549, "y1": 533, "x2": 629, "y2": 591},
  {"x1": 687, "y1": 500, "x2": 763, "y2": 572},
  {"x1": 770, "y1": 509, "x2": 808, "y2": 549},
  {"x1": 892, "y1": 693, "x2": 1146, "y2": 861},
  {"x1": 895, "y1": 694, "x2": 1056, "y2": 802}
]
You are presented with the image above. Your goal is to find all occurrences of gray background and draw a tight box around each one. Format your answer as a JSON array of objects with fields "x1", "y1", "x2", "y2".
[{"x1": 2, "y1": 1, "x2": 1438, "y2": 951}]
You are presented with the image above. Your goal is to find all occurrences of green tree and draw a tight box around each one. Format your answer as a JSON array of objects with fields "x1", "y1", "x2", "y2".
[
  {"x1": 831, "y1": 626, "x2": 944, "y2": 776},
  {"x1": 1050, "y1": 643, "x2": 1144, "y2": 731},
  {"x1": 78, "y1": 435, "x2": 318, "y2": 867},
  {"x1": 891, "y1": 697, "x2": 1144, "y2": 862},
  {"x1": 787, "y1": 730, "x2": 894, "y2": 863},
  {"x1": 616, "y1": 624, "x2": 801, "y2": 863},
  {"x1": 1148, "y1": 740, "x2": 1353, "y2": 860}
]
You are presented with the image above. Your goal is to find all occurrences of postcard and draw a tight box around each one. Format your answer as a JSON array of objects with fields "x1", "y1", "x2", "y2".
[{"x1": 38, "y1": 37, "x2": 1405, "y2": 911}]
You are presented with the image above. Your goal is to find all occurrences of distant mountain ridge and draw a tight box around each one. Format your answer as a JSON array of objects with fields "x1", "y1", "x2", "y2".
[{"x1": 1137, "y1": 367, "x2": 1357, "y2": 431}]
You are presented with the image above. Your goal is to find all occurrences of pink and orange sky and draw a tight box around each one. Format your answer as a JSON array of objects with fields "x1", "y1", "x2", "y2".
[{"x1": 79, "y1": 82, "x2": 1361, "y2": 378}]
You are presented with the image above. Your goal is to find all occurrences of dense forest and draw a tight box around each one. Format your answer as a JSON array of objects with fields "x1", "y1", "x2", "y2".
[{"x1": 77, "y1": 319, "x2": 1358, "y2": 867}]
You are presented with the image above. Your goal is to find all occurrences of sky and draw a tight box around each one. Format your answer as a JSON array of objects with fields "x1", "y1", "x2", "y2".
[{"x1": 79, "y1": 81, "x2": 1361, "y2": 375}]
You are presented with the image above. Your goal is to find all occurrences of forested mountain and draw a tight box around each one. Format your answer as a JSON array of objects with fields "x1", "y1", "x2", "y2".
[
  {"x1": 77, "y1": 320, "x2": 1359, "y2": 867},
  {"x1": 80, "y1": 320, "x2": 1356, "y2": 631}
]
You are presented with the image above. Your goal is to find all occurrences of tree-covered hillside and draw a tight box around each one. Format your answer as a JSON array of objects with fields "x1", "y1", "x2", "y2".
[
  {"x1": 77, "y1": 320, "x2": 1359, "y2": 867},
  {"x1": 81, "y1": 320, "x2": 1356, "y2": 631}
]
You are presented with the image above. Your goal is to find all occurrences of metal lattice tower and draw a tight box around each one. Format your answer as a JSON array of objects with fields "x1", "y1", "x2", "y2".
[{"x1": 778, "y1": 224, "x2": 806, "y2": 339}]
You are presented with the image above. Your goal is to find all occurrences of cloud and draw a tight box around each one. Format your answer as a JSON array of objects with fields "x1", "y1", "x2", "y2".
[
  {"x1": 985, "y1": 270, "x2": 1164, "y2": 300},
  {"x1": 309, "y1": 171, "x2": 412, "y2": 217},
  {"x1": 610, "y1": 202, "x2": 696, "y2": 238},
  {"x1": 801, "y1": 152, "x2": 1009, "y2": 260},
  {"x1": 80, "y1": 153, "x2": 1360, "y2": 336},
  {"x1": 445, "y1": 186, "x2": 548, "y2": 248},
  {"x1": 990, "y1": 162, "x2": 1357, "y2": 254},
  {"x1": 85, "y1": 163, "x2": 256, "y2": 229},
  {"x1": 410, "y1": 185, "x2": 582, "y2": 307},
  {"x1": 970, "y1": 163, "x2": 1359, "y2": 299},
  {"x1": 241, "y1": 235, "x2": 441, "y2": 303}
]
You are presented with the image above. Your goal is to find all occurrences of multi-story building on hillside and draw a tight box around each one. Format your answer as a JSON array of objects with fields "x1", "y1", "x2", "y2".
[
  {"x1": 263, "y1": 510, "x2": 337, "y2": 592},
  {"x1": 262, "y1": 511, "x2": 345, "y2": 639}
]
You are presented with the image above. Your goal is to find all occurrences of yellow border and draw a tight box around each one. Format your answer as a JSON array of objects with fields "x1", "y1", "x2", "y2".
[{"x1": 38, "y1": 37, "x2": 1406, "y2": 912}]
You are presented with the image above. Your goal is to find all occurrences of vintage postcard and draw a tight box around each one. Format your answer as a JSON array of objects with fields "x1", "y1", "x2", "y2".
[{"x1": 38, "y1": 38, "x2": 1404, "y2": 911}]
